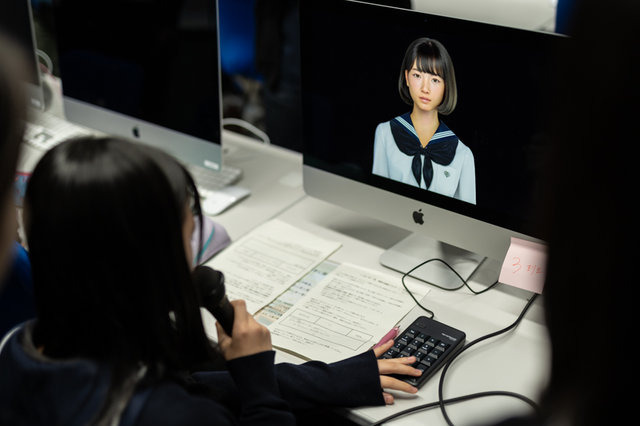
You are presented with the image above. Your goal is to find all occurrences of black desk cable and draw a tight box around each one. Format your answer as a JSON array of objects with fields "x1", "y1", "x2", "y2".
[
  {"x1": 371, "y1": 292, "x2": 540, "y2": 426},
  {"x1": 438, "y1": 293, "x2": 539, "y2": 425},
  {"x1": 400, "y1": 257, "x2": 500, "y2": 319},
  {"x1": 384, "y1": 257, "x2": 540, "y2": 424}
]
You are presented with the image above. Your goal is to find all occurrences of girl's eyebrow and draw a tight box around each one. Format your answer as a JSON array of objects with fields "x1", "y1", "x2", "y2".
[{"x1": 410, "y1": 67, "x2": 440, "y2": 76}]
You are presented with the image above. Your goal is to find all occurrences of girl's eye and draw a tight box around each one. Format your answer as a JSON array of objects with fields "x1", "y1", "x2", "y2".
[
  {"x1": 412, "y1": 73, "x2": 421, "y2": 79},
  {"x1": 432, "y1": 77, "x2": 442, "y2": 84}
]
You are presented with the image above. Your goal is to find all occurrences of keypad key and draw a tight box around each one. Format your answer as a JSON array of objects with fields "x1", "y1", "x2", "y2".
[
  {"x1": 416, "y1": 363, "x2": 429, "y2": 372},
  {"x1": 437, "y1": 341, "x2": 450, "y2": 352},
  {"x1": 413, "y1": 333, "x2": 428, "y2": 343},
  {"x1": 397, "y1": 336, "x2": 410, "y2": 346},
  {"x1": 430, "y1": 349, "x2": 443, "y2": 359},
  {"x1": 414, "y1": 350, "x2": 428, "y2": 360},
  {"x1": 381, "y1": 351, "x2": 395, "y2": 359},
  {"x1": 421, "y1": 356, "x2": 436, "y2": 367},
  {"x1": 394, "y1": 341, "x2": 407, "y2": 351}
]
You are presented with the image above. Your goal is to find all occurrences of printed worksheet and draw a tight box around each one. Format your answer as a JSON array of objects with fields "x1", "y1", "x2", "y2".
[
  {"x1": 256, "y1": 260, "x2": 340, "y2": 326},
  {"x1": 269, "y1": 262, "x2": 429, "y2": 363},
  {"x1": 205, "y1": 219, "x2": 341, "y2": 314}
]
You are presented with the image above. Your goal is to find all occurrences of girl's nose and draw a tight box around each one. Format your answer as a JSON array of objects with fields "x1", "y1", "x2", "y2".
[{"x1": 421, "y1": 79, "x2": 430, "y2": 93}]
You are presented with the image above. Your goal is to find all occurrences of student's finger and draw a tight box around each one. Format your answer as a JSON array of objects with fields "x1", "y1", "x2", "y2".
[
  {"x1": 382, "y1": 392, "x2": 395, "y2": 405},
  {"x1": 380, "y1": 376, "x2": 418, "y2": 395},
  {"x1": 372, "y1": 339, "x2": 394, "y2": 357},
  {"x1": 215, "y1": 321, "x2": 230, "y2": 347},
  {"x1": 228, "y1": 299, "x2": 253, "y2": 336},
  {"x1": 230, "y1": 299, "x2": 249, "y2": 321},
  {"x1": 380, "y1": 355, "x2": 416, "y2": 364},
  {"x1": 377, "y1": 357, "x2": 422, "y2": 376}
]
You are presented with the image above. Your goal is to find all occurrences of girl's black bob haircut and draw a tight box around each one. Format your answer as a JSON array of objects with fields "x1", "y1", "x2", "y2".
[
  {"x1": 398, "y1": 37, "x2": 458, "y2": 115},
  {"x1": 24, "y1": 136, "x2": 219, "y2": 376}
]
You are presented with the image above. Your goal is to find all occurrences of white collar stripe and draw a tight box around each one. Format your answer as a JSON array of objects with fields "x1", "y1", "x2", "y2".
[
  {"x1": 395, "y1": 117, "x2": 420, "y2": 138},
  {"x1": 432, "y1": 130, "x2": 455, "y2": 140},
  {"x1": 394, "y1": 117, "x2": 456, "y2": 142}
]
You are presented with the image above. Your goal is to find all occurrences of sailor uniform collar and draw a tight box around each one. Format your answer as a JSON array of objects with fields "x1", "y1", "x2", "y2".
[{"x1": 390, "y1": 112, "x2": 458, "y2": 188}]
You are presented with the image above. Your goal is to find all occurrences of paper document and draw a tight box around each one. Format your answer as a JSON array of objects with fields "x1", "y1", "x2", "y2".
[
  {"x1": 256, "y1": 260, "x2": 340, "y2": 326},
  {"x1": 205, "y1": 219, "x2": 341, "y2": 314},
  {"x1": 269, "y1": 263, "x2": 429, "y2": 363}
]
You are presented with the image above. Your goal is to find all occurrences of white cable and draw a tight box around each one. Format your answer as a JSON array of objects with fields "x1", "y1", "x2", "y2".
[
  {"x1": 222, "y1": 117, "x2": 270, "y2": 145},
  {"x1": 35, "y1": 49, "x2": 53, "y2": 74}
]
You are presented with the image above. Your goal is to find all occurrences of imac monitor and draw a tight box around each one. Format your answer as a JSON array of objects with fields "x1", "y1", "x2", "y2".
[
  {"x1": 0, "y1": 0, "x2": 45, "y2": 111},
  {"x1": 300, "y1": 0, "x2": 564, "y2": 287},
  {"x1": 50, "y1": 0, "x2": 223, "y2": 172}
]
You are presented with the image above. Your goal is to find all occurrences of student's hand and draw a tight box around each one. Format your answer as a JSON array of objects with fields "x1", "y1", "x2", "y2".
[
  {"x1": 373, "y1": 340, "x2": 422, "y2": 404},
  {"x1": 215, "y1": 299, "x2": 272, "y2": 361}
]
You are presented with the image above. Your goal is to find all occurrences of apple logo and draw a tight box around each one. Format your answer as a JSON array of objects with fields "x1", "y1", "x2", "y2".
[
  {"x1": 412, "y1": 209, "x2": 424, "y2": 225},
  {"x1": 132, "y1": 126, "x2": 140, "y2": 138}
]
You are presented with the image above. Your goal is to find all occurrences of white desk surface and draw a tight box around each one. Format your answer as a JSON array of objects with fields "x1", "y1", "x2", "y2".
[
  {"x1": 276, "y1": 196, "x2": 549, "y2": 426},
  {"x1": 19, "y1": 124, "x2": 550, "y2": 426},
  {"x1": 208, "y1": 130, "x2": 305, "y2": 241}
]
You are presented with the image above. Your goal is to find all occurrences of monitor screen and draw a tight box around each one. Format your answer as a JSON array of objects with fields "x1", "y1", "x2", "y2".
[
  {"x1": 0, "y1": 0, "x2": 45, "y2": 110},
  {"x1": 50, "y1": 0, "x2": 223, "y2": 172},
  {"x1": 300, "y1": 0, "x2": 564, "y2": 287}
]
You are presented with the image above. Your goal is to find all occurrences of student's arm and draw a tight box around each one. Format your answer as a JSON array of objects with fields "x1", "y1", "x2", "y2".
[
  {"x1": 140, "y1": 299, "x2": 296, "y2": 426},
  {"x1": 215, "y1": 300, "x2": 295, "y2": 424},
  {"x1": 192, "y1": 301, "x2": 420, "y2": 414},
  {"x1": 275, "y1": 350, "x2": 384, "y2": 409},
  {"x1": 227, "y1": 351, "x2": 295, "y2": 425},
  {"x1": 274, "y1": 340, "x2": 420, "y2": 408},
  {"x1": 192, "y1": 352, "x2": 384, "y2": 412},
  {"x1": 193, "y1": 342, "x2": 420, "y2": 412},
  {"x1": 138, "y1": 352, "x2": 294, "y2": 426}
]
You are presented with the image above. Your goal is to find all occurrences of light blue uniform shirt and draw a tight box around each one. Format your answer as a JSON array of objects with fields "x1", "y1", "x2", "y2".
[{"x1": 372, "y1": 120, "x2": 476, "y2": 205}]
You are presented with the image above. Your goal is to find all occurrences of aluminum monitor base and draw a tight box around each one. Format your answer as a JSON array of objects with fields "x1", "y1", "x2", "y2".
[{"x1": 379, "y1": 233, "x2": 485, "y2": 289}]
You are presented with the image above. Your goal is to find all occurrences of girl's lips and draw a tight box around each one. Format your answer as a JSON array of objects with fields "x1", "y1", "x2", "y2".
[{"x1": 419, "y1": 97, "x2": 431, "y2": 102}]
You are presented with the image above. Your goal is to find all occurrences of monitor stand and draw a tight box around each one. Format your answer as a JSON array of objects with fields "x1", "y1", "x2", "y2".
[{"x1": 379, "y1": 233, "x2": 485, "y2": 289}]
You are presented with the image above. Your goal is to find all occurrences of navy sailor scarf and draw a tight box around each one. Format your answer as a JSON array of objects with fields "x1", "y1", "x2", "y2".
[{"x1": 390, "y1": 113, "x2": 458, "y2": 188}]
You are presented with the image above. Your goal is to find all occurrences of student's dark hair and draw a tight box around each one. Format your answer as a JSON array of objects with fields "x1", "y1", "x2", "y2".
[
  {"x1": 24, "y1": 136, "x2": 222, "y2": 384},
  {"x1": 398, "y1": 37, "x2": 457, "y2": 115},
  {"x1": 533, "y1": 0, "x2": 638, "y2": 424},
  {"x1": 0, "y1": 35, "x2": 27, "y2": 215}
]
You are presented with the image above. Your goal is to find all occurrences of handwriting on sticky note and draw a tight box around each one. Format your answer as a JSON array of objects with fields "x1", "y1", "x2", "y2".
[{"x1": 498, "y1": 237, "x2": 547, "y2": 294}]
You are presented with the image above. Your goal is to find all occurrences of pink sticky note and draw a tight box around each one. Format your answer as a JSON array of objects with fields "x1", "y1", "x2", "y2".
[{"x1": 498, "y1": 237, "x2": 547, "y2": 294}]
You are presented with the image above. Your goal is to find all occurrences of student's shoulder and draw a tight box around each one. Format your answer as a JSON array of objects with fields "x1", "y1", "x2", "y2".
[
  {"x1": 374, "y1": 120, "x2": 392, "y2": 138},
  {"x1": 454, "y1": 137, "x2": 474, "y2": 157},
  {"x1": 375, "y1": 120, "x2": 391, "y2": 130}
]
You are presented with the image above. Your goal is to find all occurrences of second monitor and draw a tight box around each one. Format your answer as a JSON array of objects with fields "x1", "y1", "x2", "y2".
[{"x1": 50, "y1": 0, "x2": 225, "y2": 178}]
